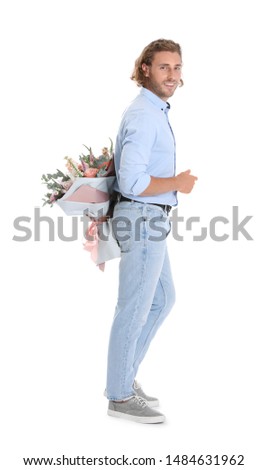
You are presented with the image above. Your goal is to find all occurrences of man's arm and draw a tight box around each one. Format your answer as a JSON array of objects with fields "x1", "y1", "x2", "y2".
[{"x1": 140, "y1": 169, "x2": 198, "y2": 196}]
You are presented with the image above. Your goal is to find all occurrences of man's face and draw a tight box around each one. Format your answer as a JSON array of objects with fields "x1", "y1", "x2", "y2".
[{"x1": 142, "y1": 51, "x2": 182, "y2": 101}]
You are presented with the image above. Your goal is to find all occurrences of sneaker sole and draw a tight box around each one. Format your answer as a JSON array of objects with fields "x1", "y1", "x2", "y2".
[{"x1": 107, "y1": 409, "x2": 165, "y2": 424}]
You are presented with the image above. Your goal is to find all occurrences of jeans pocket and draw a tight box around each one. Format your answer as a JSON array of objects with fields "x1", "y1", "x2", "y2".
[
  {"x1": 112, "y1": 216, "x2": 133, "y2": 253},
  {"x1": 147, "y1": 212, "x2": 171, "y2": 242}
]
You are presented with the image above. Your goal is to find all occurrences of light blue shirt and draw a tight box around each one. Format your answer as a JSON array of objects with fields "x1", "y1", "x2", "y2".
[{"x1": 114, "y1": 87, "x2": 178, "y2": 206}]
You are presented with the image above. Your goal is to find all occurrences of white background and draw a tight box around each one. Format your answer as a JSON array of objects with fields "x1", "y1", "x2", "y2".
[{"x1": 1, "y1": 0, "x2": 266, "y2": 468}]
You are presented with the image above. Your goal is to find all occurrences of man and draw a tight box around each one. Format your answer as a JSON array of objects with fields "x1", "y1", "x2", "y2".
[{"x1": 106, "y1": 39, "x2": 197, "y2": 423}]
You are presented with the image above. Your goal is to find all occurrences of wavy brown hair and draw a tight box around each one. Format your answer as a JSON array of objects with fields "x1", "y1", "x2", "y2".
[{"x1": 131, "y1": 38, "x2": 183, "y2": 87}]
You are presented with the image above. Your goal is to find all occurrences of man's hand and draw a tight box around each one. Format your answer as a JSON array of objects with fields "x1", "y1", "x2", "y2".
[
  {"x1": 139, "y1": 170, "x2": 198, "y2": 196},
  {"x1": 175, "y1": 169, "x2": 198, "y2": 193}
]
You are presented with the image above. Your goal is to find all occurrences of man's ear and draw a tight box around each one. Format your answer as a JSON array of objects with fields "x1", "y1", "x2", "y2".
[{"x1": 141, "y1": 63, "x2": 149, "y2": 78}]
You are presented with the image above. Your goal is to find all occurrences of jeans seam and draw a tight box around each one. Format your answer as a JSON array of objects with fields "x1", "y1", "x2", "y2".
[
  {"x1": 133, "y1": 274, "x2": 167, "y2": 373},
  {"x1": 121, "y1": 242, "x2": 148, "y2": 396}
]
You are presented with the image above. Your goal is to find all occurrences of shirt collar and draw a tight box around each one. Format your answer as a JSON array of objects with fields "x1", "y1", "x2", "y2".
[{"x1": 140, "y1": 87, "x2": 171, "y2": 113}]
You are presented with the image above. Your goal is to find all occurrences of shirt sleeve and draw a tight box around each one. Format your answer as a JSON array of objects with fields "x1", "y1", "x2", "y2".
[{"x1": 118, "y1": 111, "x2": 157, "y2": 196}]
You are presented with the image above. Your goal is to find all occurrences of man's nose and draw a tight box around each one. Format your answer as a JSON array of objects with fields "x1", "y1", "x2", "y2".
[{"x1": 167, "y1": 69, "x2": 175, "y2": 80}]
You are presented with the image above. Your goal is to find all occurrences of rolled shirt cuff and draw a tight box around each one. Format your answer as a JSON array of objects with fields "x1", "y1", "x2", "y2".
[{"x1": 129, "y1": 174, "x2": 151, "y2": 197}]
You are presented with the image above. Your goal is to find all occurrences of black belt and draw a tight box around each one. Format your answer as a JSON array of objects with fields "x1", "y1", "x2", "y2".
[{"x1": 117, "y1": 194, "x2": 172, "y2": 215}]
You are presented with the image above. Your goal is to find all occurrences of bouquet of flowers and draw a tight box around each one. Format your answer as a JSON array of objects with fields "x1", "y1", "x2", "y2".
[
  {"x1": 41, "y1": 139, "x2": 121, "y2": 270},
  {"x1": 42, "y1": 139, "x2": 115, "y2": 212}
]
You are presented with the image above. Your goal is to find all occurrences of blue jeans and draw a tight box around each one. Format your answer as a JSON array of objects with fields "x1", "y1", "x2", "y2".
[{"x1": 106, "y1": 200, "x2": 176, "y2": 401}]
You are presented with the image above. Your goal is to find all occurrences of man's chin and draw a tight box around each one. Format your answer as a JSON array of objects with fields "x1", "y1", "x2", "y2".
[
  {"x1": 164, "y1": 90, "x2": 175, "y2": 99},
  {"x1": 163, "y1": 86, "x2": 176, "y2": 97}
]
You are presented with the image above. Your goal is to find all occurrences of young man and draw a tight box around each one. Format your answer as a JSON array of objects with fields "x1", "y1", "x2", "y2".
[{"x1": 106, "y1": 39, "x2": 197, "y2": 423}]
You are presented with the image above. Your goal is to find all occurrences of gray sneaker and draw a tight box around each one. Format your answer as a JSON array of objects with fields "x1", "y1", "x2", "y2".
[
  {"x1": 133, "y1": 380, "x2": 159, "y2": 407},
  {"x1": 108, "y1": 396, "x2": 165, "y2": 424},
  {"x1": 104, "y1": 381, "x2": 159, "y2": 407}
]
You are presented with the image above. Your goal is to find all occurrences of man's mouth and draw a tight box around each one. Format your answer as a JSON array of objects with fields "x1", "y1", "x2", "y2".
[{"x1": 164, "y1": 82, "x2": 177, "y2": 88}]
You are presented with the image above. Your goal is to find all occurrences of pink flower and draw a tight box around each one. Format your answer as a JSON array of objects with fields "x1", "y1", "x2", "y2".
[
  {"x1": 84, "y1": 168, "x2": 99, "y2": 177},
  {"x1": 62, "y1": 180, "x2": 73, "y2": 191},
  {"x1": 79, "y1": 160, "x2": 89, "y2": 172},
  {"x1": 49, "y1": 192, "x2": 58, "y2": 203},
  {"x1": 65, "y1": 159, "x2": 81, "y2": 176}
]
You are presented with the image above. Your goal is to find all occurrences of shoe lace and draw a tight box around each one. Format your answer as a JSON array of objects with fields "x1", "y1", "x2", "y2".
[{"x1": 133, "y1": 396, "x2": 147, "y2": 408}]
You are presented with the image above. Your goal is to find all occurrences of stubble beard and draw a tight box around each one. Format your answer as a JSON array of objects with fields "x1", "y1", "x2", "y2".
[{"x1": 148, "y1": 79, "x2": 178, "y2": 101}]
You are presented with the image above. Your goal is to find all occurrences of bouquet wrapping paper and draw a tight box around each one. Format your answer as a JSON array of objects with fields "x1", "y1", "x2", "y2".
[
  {"x1": 84, "y1": 219, "x2": 121, "y2": 271},
  {"x1": 56, "y1": 176, "x2": 115, "y2": 216}
]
